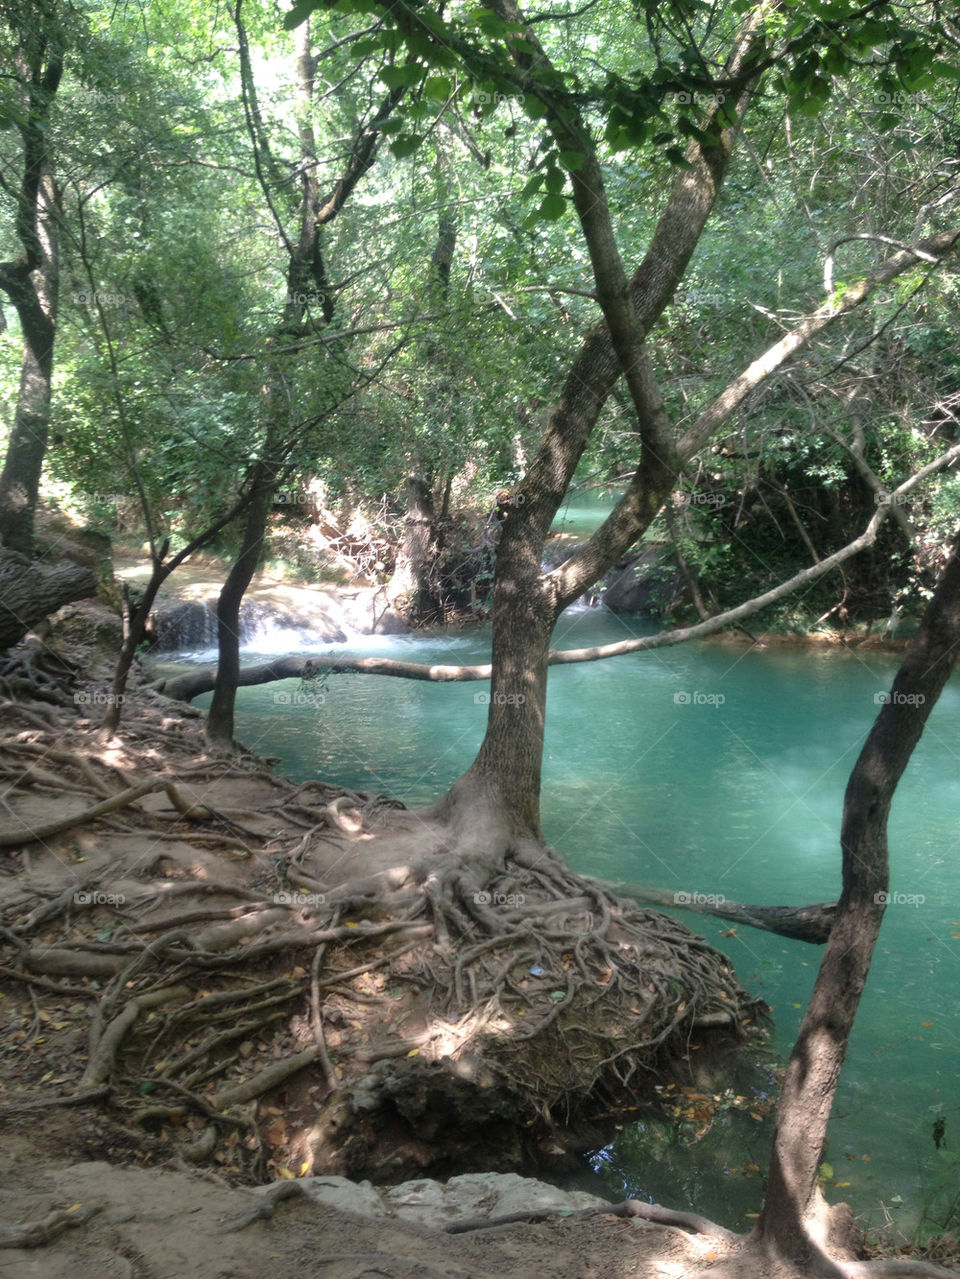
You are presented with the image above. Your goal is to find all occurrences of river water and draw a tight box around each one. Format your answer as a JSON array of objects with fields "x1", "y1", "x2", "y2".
[{"x1": 172, "y1": 600, "x2": 960, "y2": 1239}]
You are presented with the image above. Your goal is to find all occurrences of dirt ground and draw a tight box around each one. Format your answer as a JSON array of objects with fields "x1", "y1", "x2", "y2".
[{"x1": 0, "y1": 1125, "x2": 800, "y2": 1279}]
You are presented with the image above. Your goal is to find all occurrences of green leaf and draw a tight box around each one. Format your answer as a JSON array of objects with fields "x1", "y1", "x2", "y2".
[
  {"x1": 544, "y1": 166, "x2": 565, "y2": 194},
  {"x1": 539, "y1": 192, "x2": 567, "y2": 220},
  {"x1": 664, "y1": 146, "x2": 692, "y2": 167},
  {"x1": 519, "y1": 172, "x2": 545, "y2": 199},
  {"x1": 558, "y1": 150, "x2": 586, "y2": 171},
  {"x1": 350, "y1": 38, "x2": 382, "y2": 57},
  {"x1": 423, "y1": 76, "x2": 453, "y2": 99},
  {"x1": 283, "y1": 0, "x2": 318, "y2": 29},
  {"x1": 389, "y1": 134, "x2": 423, "y2": 158},
  {"x1": 381, "y1": 63, "x2": 425, "y2": 91},
  {"x1": 521, "y1": 95, "x2": 549, "y2": 120}
]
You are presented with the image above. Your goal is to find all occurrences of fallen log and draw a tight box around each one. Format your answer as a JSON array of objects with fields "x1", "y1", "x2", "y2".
[
  {"x1": 0, "y1": 549, "x2": 97, "y2": 650},
  {"x1": 602, "y1": 879, "x2": 837, "y2": 943}
]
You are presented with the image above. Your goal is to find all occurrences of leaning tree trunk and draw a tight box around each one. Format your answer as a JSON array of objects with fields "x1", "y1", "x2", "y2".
[
  {"x1": 0, "y1": 548, "x2": 96, "y2": 650},
  {"x1": 431, "y1": 502, "x2": 557, "y2": 844},
  {"x1": 758, "y1": 524, "x2": 960, "y2": 1269},
  {"x1": 206, "y1": 467, "x2": 274, "y2": 750},
  {"x1": 426, "y1": 3, "x2": 764, "y2": 844}
]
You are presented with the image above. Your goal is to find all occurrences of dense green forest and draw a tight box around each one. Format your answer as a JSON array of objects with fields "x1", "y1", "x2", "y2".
[
  {"x1": 2, "y1": 0, "x2": 958, "y2": 633},
  {"x1": 1, "y1": 1, "x2": 959, "y2": 1276}
]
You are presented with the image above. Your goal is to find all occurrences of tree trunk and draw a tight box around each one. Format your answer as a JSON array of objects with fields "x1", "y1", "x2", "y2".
[
  {"x1": 0, "y1": 294, "x2": 57, "y2": 553},
  {"x1": 443, "y1": 546, "x2": 555, "y2": 840},
  {"x1": 203, "y1": 12, "x2": 403, "y2": 749},
  {"x1": 0, "y1": 5, "x2": 63, "y2": 552},
  {"x1": 758, "y1": 525, "x2": 960, "y2": 1268},
  {"x1": 206, "y1": 467, "x2": 273, "y2": 749},
  {"x1": 425, "y1": 6, "x2": 765, "y2": 840},
  {"x1": 386, "y1": 474, "x2": 441, "y2": 624},
  {"x1": 0, "y1": 548, "x2": 96, "y2": 649}
]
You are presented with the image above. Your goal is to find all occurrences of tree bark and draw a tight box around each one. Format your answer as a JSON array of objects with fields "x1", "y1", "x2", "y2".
[
  {"x1": 0, "y1": 5, "x2": 64, "y2": 553},
  {"x1": 758, "y1": 524, "x2": 960, "y2": 1269},
  {"x1": 206, "y1": 465, "x2": 275, "y2": 749},
  {"x1": 0, "y1": 549, "x2": 96, "y2": 650},
  {"x1": 386, "y1": 474, "x2": 442, "y2": 625}
]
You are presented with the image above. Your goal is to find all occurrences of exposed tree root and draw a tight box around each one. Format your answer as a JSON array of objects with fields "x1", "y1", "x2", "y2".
[
  {"x1": 0, "y1": 1201, "x2": 103, "y2": 1249},
  {"x1": 0, "y1": 688, "x2": 768, "y2": 1187},
  {"x1": 446, "y1": 1196, "x2": 740, "y2": 1239}
]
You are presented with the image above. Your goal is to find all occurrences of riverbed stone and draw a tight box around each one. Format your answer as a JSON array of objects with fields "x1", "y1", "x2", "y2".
[{"x1": 382, "y1": 1171, "x2": 609, "y2": 1226}]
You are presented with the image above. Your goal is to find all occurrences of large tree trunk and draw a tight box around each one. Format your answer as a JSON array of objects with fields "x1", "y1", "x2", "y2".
[
  {"x1": 758, "y1": 525, "x2": 960, "y2": 1269},
  {"x1": 436, "y1": 513, "x2": 556, "y2": 841},
  {"x1": 0, "y1": 1, "x2": 63, "y2": 554},
  {"x1": 0, "y1": 289, "x2": 57, "y2": 553},
  {"x1": 385, "y1": 474, "x2": 442, "y2": 624},
  {"x1": 0, "y1": 548, "x2": 96, "y2": 649}
]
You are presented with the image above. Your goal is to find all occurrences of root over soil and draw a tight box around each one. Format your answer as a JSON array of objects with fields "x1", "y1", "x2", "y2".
[{"x1": 0, "y1": 682, "x2": 767, "y2": 1186}]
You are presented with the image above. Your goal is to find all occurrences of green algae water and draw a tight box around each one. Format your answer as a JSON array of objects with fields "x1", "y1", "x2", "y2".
[{"x1": 186, "y1": 607, "x2": 960, "y2": 1237}]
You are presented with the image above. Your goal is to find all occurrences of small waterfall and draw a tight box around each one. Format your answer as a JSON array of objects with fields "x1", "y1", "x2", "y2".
[
  {"x1": 151, "y1": 601, "x2": 221, "y2": 652},
  {"x1": 541, "y1": 539, "x2": 603, "y2": 611},
  {"x1": 150, "y1": 600, "x2": 345, "y2": 655}
]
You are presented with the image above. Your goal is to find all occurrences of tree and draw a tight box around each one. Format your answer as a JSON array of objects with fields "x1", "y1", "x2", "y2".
[
  {"x1": 0, "y1": 0, "x2": 66, "y2": 552},
  {"x1": 204, "y1": 2, "x2": 407, "y2": 749},
  {"x1": 753, "y1": 524, "x2": 960, "y2": 1274},
  {"x1": 276, "y1": 0, "x2": 957, "y2": 849}
]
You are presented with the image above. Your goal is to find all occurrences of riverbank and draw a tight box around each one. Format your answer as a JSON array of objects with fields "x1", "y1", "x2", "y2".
[{"x1": 2, "y1": 653, "x2": 957, "y2": 1275}]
